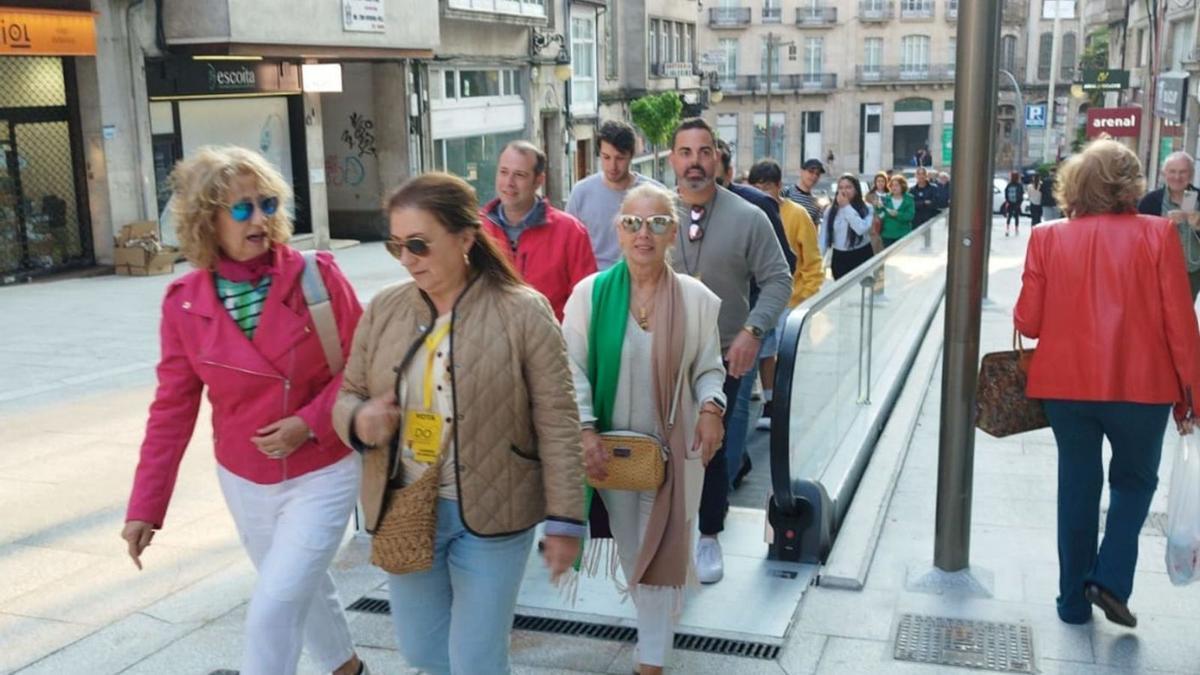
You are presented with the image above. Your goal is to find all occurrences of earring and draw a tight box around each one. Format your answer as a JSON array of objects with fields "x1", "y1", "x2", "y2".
[{"x1": 463, "y1": 251, "x2": 471, "y2": 267}]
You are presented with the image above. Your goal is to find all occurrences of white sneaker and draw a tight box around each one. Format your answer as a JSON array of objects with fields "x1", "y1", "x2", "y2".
[{"x1": 696, "y1": 537, "x2": 724, "y2": 584}]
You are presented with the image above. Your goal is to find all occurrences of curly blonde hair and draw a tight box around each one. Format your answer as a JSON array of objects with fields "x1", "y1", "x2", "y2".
[
  {"x1": 170, "y1": 146, "x2": 293, "y2": 269},
  {"x1": 1054, "y1": 139, "x2": 1144, "y2": 219}
]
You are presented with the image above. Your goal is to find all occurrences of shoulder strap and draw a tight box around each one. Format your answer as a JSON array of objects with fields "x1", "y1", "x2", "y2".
[{"x1": 300, "y1": 251, "x2": 345, "y2": 375}]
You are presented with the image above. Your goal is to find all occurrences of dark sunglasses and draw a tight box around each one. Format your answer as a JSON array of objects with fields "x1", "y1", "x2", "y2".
[
  {"x1": 619, "y1": 214, "x2": 674, "y2": 235},
  {"x1": 385, "y1": 236, "x2": 432, "y2": 259},
  {"x1": 227, "y1": 196, "x2": 279, "y2": 223}
]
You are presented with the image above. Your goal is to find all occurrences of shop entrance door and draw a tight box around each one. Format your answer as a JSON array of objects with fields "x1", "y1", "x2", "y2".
[{"x1": 0, "y1": 119, "x2": 22, "y2": 274}]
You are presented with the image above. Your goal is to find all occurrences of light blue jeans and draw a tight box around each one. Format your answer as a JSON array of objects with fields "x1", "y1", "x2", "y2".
[
  {"x1": 725, "y1": 361, "x2": 759, "y2": 487},
  {"x1": 387, "y1": 498, "x2": 536, "y2": 675}
]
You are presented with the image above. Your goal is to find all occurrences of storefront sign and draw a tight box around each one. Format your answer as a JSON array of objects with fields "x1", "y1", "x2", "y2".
[
  {"x1": 0, "y1": 8, "x2": 96, "y2": 56},
  {"x1": 302, "y1": 63, "x2": 343, "y2": 93},
  {"x1": 1081, "y1": 69, "x2": 1129, "y2": 92},
  {"x1": 1162, "y1": 118, "x2": 1184, "y2": 137},
  {"x1": 1085, "y1": 107, "x2": 1141, "y2": 138},
  {"x1": 660, "y1": 62, "x2": 694, "y2": 78},
  {"x1": 1155, "y1": 73, "x2": 1188, "y2": 123},
  {"x1": 146, "y1": 58, "x2": 301, "y2": 100},
  {"x1": 343, "y1": 0, "x2": 385, "y2": 33},
  {"x1": 941, "y1": 124, "x2": 953, "y2": 166}
]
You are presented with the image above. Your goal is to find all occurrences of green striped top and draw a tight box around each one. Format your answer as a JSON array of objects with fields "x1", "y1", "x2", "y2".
[{"x1": 215, "y1": 275, "x2": 272, "y2": 340}]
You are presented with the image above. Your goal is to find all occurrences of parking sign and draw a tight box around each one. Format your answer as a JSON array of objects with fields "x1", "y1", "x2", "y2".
[{"x1": 1025, "y1": 103, "x2": 1047, "y2": 128}]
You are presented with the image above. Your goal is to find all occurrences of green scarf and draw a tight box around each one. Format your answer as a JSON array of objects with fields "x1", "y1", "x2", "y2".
[{"x1": 574, "y1": 259, "x2": 630, "y2": 570}]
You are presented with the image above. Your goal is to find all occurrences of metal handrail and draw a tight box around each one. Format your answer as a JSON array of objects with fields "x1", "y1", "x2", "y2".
[{"x1": 769, "y1": 214, "x2": 946, "y2": 561}]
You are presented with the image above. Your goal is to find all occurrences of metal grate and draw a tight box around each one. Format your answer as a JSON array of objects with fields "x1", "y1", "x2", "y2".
[
  {"x1": 346, "y1": 598, "x2": 781, "y2": 660},
  {"x1": 893, "y1": 614, "x2": 1034, "y2": 673},
  {"x1": 1100, "y1": 510, "x2": 1167, "y2": 537}
]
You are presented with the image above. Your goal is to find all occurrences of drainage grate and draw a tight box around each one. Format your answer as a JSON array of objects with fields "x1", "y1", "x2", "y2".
[
  {"x1": 1100, "y1": 510, "x2": 1167, "y2": 537},
  {"x1": 346, "y1": 597, "x2": 390, "y2": 614},
  {"x1": 893, "y1": 614, "x2": 1034, "y2": 673},
  {"x1": 346, "y1": 597, "x2": 780, "y2": 660}
]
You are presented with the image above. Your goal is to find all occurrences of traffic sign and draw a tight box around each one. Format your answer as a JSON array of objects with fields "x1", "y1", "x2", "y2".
[{"x1": 1025, "y1": 103, "x2": 1047, "y2": 128}]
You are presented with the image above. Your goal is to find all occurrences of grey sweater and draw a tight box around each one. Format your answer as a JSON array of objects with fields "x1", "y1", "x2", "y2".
[{"x1": 671, "y1": 186, "x2": 792, "y2": 349}]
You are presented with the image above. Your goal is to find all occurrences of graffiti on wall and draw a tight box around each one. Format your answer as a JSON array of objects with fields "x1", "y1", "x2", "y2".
[
  {"x1": 325, "y1": 154, "x2": 366, "y2": 187},
  {"x1": 340, "y1": 112, "x2": 376, "y2": 157}
]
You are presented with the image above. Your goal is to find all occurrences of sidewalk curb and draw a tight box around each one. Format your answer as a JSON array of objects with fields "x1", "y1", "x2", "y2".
[{"x1": 818, "y1": 302, "x2": 946, "y2": 590}]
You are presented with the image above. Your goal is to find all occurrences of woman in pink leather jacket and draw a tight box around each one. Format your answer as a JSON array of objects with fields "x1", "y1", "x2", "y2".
[{"x1": 121, "y1": 146, "x2": 367, "y2": 675}]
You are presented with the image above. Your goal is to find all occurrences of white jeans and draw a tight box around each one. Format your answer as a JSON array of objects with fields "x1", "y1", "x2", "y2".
[
  {"x1": 217, "y1": 453, "x2": 361, "y2": 675},
  {"x1": 600, "y1": 488, "x2": 677, "y2": 667}
]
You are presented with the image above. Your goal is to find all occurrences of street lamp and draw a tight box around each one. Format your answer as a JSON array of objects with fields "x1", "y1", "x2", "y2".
[
  {"x1": 998, "y1": 69, "x2": 1024, "y2": 171},
  {"x1": 764, "y1": 32, "x2": 795, "y2": 160}
]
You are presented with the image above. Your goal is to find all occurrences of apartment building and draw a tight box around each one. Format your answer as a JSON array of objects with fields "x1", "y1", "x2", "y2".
[{"x1": 694, "y1": 0, "x2": 1096, "y2": 180}]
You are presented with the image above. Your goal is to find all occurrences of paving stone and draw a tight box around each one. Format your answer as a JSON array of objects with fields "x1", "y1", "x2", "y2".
[
  {"x1": 510, "y1": 631, "x2": 624, "y2": 673},
  {"x1": 0, "y1": 612, "x2": 93, "y2": 673},
  {"x1": 15, "y1": 612, "x2": 198, "y2": 675}
]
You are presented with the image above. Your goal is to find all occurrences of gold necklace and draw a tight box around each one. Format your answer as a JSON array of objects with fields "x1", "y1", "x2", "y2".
[{"x1": 633, "y1": 289, "x2": 656, "y2": 330}]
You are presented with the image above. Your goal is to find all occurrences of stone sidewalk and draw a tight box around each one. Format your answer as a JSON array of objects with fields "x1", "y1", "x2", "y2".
[{"x1": 3, "y1": 225, "x2": 1200, "y2": 674}]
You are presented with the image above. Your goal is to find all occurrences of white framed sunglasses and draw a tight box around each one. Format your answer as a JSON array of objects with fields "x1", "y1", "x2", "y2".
[{"x1": 619, "y1": 214, "x2": 675, "y2": 235}]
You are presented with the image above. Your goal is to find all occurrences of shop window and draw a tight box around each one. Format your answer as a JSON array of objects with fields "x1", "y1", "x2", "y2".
[
  {"x1": 434, "y1": 130, "x2": 524, "y2": 203},
  {"x1": 460, "y1": 70, "x2": 501, "y2": 98}
]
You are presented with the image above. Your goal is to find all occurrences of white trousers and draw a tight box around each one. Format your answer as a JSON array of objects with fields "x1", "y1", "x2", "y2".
[
  {"x1": 599, "y1": 488, "x2": 677, "y2": 668},
  {"x1": 217, "y1": 453, "x2": 361, "y2": 675}
]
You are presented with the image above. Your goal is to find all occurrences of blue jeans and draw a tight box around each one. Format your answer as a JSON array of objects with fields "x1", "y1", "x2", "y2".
[
  {"x1": 724, "y1": 361, "x2": 759, "y2": 488},
  {"x1": 387, "y1": 498, "x2": 536, "y2": 674},
  {"x1": 1043, "y1": 400, "x2": 1169, "y2": 623}
]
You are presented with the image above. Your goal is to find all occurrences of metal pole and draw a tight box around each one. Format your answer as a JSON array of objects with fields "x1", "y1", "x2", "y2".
[
  {"x1": 998, "y1": 70, "x2": 1024, "y2": 172},
  {"x1": 766, "y1": 32, "x2": 774, "y2": 158},
  {"x1": 1043, "y1": 2, "x2": 1063, "y2": 162},
  {"x1": 934, "y1": 0, "x2": 1003, "y2": 573}
]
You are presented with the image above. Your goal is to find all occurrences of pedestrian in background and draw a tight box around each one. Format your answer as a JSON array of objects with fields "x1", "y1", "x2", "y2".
[
  {"x1": 482, "y1": 140, "x2": 597, "y2": 319},
  {"x1": 937, "y1": 171, "x2": 952, "y2": 207},
  {"x1": 668, "y1": 118, "x2": 790, "y2": 584},
  {"x1": 748, "y1": 159, "x2": 825, "y2": 432},
  {"x1": 1138, "y1": 151, "x2": 1200, "y2": 299},
  {"x1": 567, "y1": 120, "x2": 663, "y2": 271},
  {"x1": 820, "y1": 173, "x2": 875, "y2": 280},
  {"x1": 122, "y1": 146, "x2": 367, "y2": 675},
  {"x1": 878, "y1": 174, "x2": 915, "y2": 248},
  {"x1": 1015, "y1": 139, "x2": 1200, "y2": 628},
  {"x1": 1028, "y1": 174, "x2": 1044, "y2": 227},
  {"x1": 782, "y1": 158, "x2": 826, "y2": 231},
  {"x1": 1004, "y1": 171, "x2": 1025, "y2": 237},
  {"x1": 336, "y1": 172, "x2": 584, "y2": 674},
  {"x1": 563, "y1": 184, "x2": 726, "y2": 675},
  {"x1": 910, "y1": 167, "x2": 942, "y2": 227}
]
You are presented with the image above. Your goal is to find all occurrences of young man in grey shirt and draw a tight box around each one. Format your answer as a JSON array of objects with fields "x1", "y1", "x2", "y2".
[
  {"x1": 567, "y1": 120, "x2": 662, "y2": 270},
  {"x1": 668, "y1": 117, "x2": 792, "y2": 584}
]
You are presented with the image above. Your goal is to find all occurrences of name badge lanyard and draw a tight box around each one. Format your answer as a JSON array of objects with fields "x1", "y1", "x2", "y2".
[{"x1": 405, "y1": 321, "x2": 452, "y2": 464}]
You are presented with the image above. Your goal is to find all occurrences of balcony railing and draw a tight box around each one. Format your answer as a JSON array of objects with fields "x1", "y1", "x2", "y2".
[
  {"x1": 762, "y1": 5, "x2": 782, "y2": 22},
  {"x1": 859, "y1": 1, "x2": 894, "y2": 22},
  {"x1": 728, "y1": 72, "x2": 838, "y2": 93},
  {"x1": 855, "y1": 63, "x2": 955, "y2": 84},
  {"x1": 899, "y1": 1, "x2": 934, "y2": 19},
  {"x1": 709, "y1": 6, "x2": 751, "y2": 27},
  {"x1": 795, "y1": 5, "x2": 837, "y2": 25}
]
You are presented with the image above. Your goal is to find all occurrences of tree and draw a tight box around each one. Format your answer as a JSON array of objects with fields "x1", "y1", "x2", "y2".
[{"x1": 630, "y1": 92, "x2": 683, "y2": 181}]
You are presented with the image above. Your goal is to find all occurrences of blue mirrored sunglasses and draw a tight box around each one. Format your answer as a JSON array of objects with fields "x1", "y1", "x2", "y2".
[{"x1": 228, "y1": 196, "x2": 280, "y2": 223}]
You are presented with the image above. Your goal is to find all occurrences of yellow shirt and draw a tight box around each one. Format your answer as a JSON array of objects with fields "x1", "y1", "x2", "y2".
[{"x1": 779, "y1": 198, "x2": 824, "y2": 306}]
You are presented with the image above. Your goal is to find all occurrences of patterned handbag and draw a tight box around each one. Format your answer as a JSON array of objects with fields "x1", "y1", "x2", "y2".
[
  {"x1": 587, "y1": 362, "x2": 686, "y2": 492},
  {"x1": 975, "y1": 330, "x2": 1049, "y2": 437},
  {"x1": 370, "y1": 461, "x2": 441, "y2": 575}
]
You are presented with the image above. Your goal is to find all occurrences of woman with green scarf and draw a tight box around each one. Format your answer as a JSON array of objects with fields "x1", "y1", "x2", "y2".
[{"x1": 562, "y1": 184, "x2": 726, "y2": 674}]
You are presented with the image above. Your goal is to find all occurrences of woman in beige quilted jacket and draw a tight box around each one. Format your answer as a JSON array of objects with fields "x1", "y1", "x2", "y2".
[{"x1": 332, "y1": 172, "x2": 585, "y2": 675}]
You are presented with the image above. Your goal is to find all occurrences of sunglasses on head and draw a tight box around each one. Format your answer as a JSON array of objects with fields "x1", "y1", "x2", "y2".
[
  {"x1": 227, "y1": 196, "x2": 279, "y2": 223},
  {"x1": 385, "y1": 236, "x2": 432, "y2": 259},
  {"x1": 619, "y1": 214, "x2": 674, "y2": 235}
]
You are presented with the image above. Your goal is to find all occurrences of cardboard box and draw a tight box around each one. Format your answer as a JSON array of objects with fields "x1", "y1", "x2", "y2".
[{"x1": 113, "y1": 220, "x2": 176, "y2": 276}]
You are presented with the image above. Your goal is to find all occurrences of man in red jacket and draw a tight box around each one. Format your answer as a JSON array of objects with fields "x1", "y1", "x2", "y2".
[{"x1": 482, "y1": 141, "x2": 597, "y2": 320}]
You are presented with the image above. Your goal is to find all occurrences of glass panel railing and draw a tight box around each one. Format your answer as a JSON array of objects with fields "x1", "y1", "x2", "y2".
[{"x1": 770, "y1": 215, "x2": 949, "y2": 562}]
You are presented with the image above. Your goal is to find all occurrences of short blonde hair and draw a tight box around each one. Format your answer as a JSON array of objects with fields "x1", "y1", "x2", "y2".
[
  {"x1": 618, "y1": 183, "x2": 680, "y2": 222},
  {"x1": 1054, "y1": 139, "x2": 1144, "y2": 218},
  {"x1": 170, "y1": 146, "x2": 293, "y2": 269}
]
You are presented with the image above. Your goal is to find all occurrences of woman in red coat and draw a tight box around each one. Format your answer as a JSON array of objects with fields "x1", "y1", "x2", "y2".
[
  {"x1": 120, "y1": 147, "x2": 367, "y2": 675},
  {"x1": 1015, "y1": 139, "x2": 1200, "y2": 628}
]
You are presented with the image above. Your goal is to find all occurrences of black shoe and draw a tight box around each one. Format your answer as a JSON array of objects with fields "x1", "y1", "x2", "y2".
[
  {"x1": 1085, "y1": 583, "x2": 1137, "y2": 628},
  {"x1": 732, "y1": 454, "x2": 752, "y2": 490}
]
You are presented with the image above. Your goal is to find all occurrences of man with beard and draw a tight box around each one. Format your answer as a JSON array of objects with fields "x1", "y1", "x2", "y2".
[
  {"x1": 668, "y1": 117, "x2": 791, "y2": 584},
  {"x1": 567, "y1": 120, "x2": 663, "y2": 270}
]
